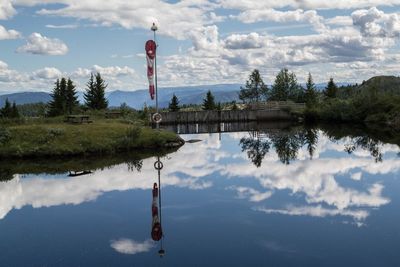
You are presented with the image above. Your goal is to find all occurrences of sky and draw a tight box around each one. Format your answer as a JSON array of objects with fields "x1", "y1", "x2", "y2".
[{"x1": 1, "y1": 0, "x2": 400, "y2": 94}]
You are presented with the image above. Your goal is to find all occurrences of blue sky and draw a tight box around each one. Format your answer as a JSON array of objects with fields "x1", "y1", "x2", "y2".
[{"x1": 1, "y1": 1, "x2": 400, "y2": 94}]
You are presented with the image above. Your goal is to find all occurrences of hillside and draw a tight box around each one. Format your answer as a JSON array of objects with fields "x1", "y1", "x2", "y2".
[
  {"x1": 0, "y1": 84, "x2": 241, "y2": 109},
  {"x1": 0, "y1": 92, "x2": 51, "y2": 108},
  {"x1": 357, "y1": 76, "x2": 400, "y2": 95}
]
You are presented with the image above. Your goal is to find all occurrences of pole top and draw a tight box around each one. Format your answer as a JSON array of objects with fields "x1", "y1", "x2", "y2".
[{"x1": 151, "y1": 23, "x2": 158, "y2": 32}]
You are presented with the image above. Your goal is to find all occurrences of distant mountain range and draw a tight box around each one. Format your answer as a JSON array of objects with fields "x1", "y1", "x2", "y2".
[
  {"x1": 0, "y1": 84, "x2": 242, "y2": 109},
  {"x1": 0, "y1": 80, "x2": 364, "y2": 109}
]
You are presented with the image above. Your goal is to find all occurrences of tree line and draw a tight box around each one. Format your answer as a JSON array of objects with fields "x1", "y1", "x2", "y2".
[
  {"x1": 48, "y1": 73, "x2": 108, "y2": 116},
  {"x1": 166, "y1": 68, "x2": 339, "y2": 112}
]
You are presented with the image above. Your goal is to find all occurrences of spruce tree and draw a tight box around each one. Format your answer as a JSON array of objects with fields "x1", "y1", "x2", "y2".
[
  {"x1": 239, "y1": 69, "x2": 268, "y2": 103},
  {"x1": 202, "y1": 90, "x2": 216, "y2": 110},
  {"x1": 305, "y1": 72, "x2": 317, "y2": 108},
  {"x1": 1, "y1": 99, "x2": 12, "y2": 118},
  {"x1": 324, "y1": 78, "x2": 338, "y2": 98},
  {"x1": 11, "y1": 102, "x2": 19, "y2": 118},
  {"x1": 94, "y1": 73, "x2": 108, "y2": 110},
  {"x1": 168, "y1": 94, "x2": 180, "y2": 112},
  {"x1": 84, "y1": 73, "x2": 96, "y2": 109},
  {"x1": 84, "y1": 73, "x2": 108, "y2": 110},
  {"x1": 59, "y1": 77, "x2": 67, "y2": 113},
  {"x1": 48, "y1": 79, "x2": 62, "y2": 116},
  {"x1": 65, "y1": 78, "x2": 79, "y2": 114}
]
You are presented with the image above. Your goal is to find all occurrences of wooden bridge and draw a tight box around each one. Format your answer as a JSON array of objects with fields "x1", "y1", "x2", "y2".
[{"x1": 157, "y1": 102, "x2": 305, "y2": 125}]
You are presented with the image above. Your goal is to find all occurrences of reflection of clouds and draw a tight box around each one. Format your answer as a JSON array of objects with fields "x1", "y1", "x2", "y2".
[
  {"x1": 0, "y1": 130, "x2": 398, "y2": 225},
  {"x1": 255, "y1": 205, "x2": 369, "y2": 221},
  {"x1": 228, "y1": 186, "x2": 273, "y2": 202},
  {"x1": 351, "y1": 172, "x2": 362, "y2": 181},
  {"x1": 220, "y1": 132, "x2": 398, "y2": 223},
  {"x1": 110, "y1": 239, "x2": 155, "y2": 255}
]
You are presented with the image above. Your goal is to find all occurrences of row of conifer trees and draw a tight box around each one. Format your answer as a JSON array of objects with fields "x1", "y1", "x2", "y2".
[{"x1": 48, "y1": 73, "x2": 108, "y2": 116}]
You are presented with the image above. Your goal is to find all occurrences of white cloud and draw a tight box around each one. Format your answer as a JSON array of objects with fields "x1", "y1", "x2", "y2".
[
  {"x1": 16, "y1": 32, "x2": 68, "y2": 55},
  {"x1": 110, "y1": 239, "x2": 155, "y2": 255},
  {"x1": 218, "y1": 0, "x2": 400, "y2": 10},
  {"x1": 352, "y1": 7, "x2": 400, "y2": 38},
  {"x1": 255, "y1": 205, "x2": 369, "y2": 221},
  {"x1": 234, "y1": 9, "x2": 326, "y2": 32},
  {"x1": 0, "y1": 25, "x2": 20, "y2": 40},
  {"x1": 33, "y1": 67, "x2": 62, "y2": 79},
  {"x1": 229, "y1": 186, "x2": 273, "y2": 202},
  {"x1": 351, "y1": 172, "x2": 362, "y2": 181},
  {"x1": 31, "y1": 0, "x2": 217, "y2": 40},
  {"x1": 0, "y1": 0, "x2": 16, "y2": 20},
  {"x1": 0, "y1": 60, "x2": 7, "y2": 69},
  {"x1": 45, "y1": 24, "x2": 79, "y2": 29}
]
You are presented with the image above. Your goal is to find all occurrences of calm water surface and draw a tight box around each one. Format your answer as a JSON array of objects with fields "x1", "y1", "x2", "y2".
[{"x1": 0, "y1": 125, "x2": 399, "y2": 266}]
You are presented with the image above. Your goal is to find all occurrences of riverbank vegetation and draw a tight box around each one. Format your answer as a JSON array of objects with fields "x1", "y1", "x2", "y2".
[
  {"x1": 0, "y1": 118, "x2": 183, "y2": 159},
  {"x1": 0, "y1": 73, "x2": 184, "y2": 159}
]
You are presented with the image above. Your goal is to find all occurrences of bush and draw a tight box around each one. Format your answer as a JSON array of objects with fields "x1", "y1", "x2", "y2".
[{"x1": 0, "y1": 127, "x2": 11, "y2": 145}]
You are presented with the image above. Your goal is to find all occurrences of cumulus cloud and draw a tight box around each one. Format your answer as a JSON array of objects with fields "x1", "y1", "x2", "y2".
[
  {"x1": 16, "y1": 32, "x2": 68, "y2": 55},
  {"x1": 234, "y1": 9, "x2": 326, "y2": 32},
  {"x1": 0, "y1": 25, "x2": 20, "y2": 40},
  {"x1": 0, "y1": 0, "x2": 16, "y2": 20},
  {"x1": 217, "y1": 0, "x2": 400, "y2": 10},
  {"x1": 352, "y1": 7, "x2": 400, "y2": 37},
  {"x1": 110, "y1": 239, "x2": 155, "y2": 255},
  {"x1": 31, "y1": 0, "x2": 218, "y2": 40},
  {"x1": 33, "y1": 67, "x2": 62, "y2": 79}
]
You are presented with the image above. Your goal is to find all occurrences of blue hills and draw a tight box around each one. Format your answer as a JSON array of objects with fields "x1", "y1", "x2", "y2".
[{"x1": 0, "y1": 84, "x2": 242, "y2": 109}]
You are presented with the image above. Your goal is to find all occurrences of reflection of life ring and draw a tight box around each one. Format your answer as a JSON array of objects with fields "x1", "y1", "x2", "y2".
[{"x1": 152, "y1": 113, "x2": 162, "y2": 123}]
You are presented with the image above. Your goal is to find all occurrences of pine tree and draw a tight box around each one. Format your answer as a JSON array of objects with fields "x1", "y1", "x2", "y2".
[
  {"x1": 270, "y1": 68, "x2": 302, "y2": 102},
  {"x1": 239, "y1": 69, "x2": 268, "y2": 103},
  {"x1": 168, "y1": 94, "x2": 180, "y2": 112},
  {"x1": 84, "y1": 73, "x2": 96, "y2": 109},
  {"x1": 10, "y1": 102, "x2": 19, "y2": 118},
  {"x1": 59, "y1": 77, "x2": 67, "y2": 112},
  {"x1": 305, "y1": 72, "x2": 317, "y2": 108},
  {"x1": 84, "y1": 73, "x2": 108, "y2": 110},
  {"x1": 324, "y1": 78, "x2": 338, "y2": 98},
  {"x1": 94, "y1": 73, "x2": 108, "y2": 110},
  {"x1": 0, "y1": 99, "x2": 12, "y2": 118},
  {"x1": 48, "y1": 79, "x2": 62, "y2": 116},
  {"x1": 65, "y1": 78, "x2": 79, "y2": 114},
  {"x1": 202, "y1": 90, "x2": 216, "y2": 110}
]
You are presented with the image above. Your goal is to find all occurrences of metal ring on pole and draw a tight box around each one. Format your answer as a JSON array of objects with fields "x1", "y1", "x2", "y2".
[
  {"x1": 152, "y1": 113, "x2": 162, "y2": 123},
  {"x1": 154, "y1": 160, "x2": 163, "y2": 170}
]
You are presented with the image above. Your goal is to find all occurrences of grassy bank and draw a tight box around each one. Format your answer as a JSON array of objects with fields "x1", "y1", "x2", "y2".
[{"x1": 0, "y1": 119, "x2": 184, "y2": 158}]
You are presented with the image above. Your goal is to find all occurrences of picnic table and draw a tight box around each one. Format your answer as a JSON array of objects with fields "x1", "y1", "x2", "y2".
[{"x1": 64, "y1": 115, "x2": 92, "y2": 124}]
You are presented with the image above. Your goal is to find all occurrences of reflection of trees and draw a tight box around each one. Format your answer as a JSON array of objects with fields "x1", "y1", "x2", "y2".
[
  {"x1": 240, "y1": 128, "x2": 318, "y2": 166},
  {"x1": 240, "y1": 134, "x2": 271, "y2": 167},
  {"x1": 345, "y1": 136, "x2": 383, "y2": 162},
  {"x1": 127, "y1": 159, "x2": 143, "y2": 172},
  {"x1": 305, "y1": 128, "x2": 318, "y2": 159},
  {"x1": 270, "y1": 131, "x2": 305, "y2": 165},
  {"x1": 0, "y1": 168, "x2": 14, "y2": 182}
]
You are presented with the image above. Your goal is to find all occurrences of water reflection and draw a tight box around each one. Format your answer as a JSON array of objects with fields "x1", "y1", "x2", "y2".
[
  {"x1": 0, "y1": 124, "x2": 400, "y2": 265},
  {"x1": 239, "y1": 126, "x2": 393, "y2": 167}
]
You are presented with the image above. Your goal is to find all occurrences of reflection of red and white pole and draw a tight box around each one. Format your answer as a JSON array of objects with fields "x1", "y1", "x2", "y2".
[{"x1": 151, "y1": 182, "x2": 162, "y2": 241}]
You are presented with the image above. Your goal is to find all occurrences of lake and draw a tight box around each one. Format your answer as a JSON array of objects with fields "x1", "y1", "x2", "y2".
[{"x1": 0, "y1": 123, "x2": 399, "y2": 266}]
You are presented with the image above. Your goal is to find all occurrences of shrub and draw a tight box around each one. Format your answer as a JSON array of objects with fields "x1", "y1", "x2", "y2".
[{"x1": 0, "y1": 127, "x2": 11, "y2": 145}]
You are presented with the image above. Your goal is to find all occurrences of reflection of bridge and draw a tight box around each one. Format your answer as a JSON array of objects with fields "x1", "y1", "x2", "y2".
[{"x1": 161, "y1": 121, "x2": 295, "y2": 135}]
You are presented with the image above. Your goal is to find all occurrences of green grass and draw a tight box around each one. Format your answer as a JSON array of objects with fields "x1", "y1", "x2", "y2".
[{"x1": 0, "y1": 119, "x2": 184, "y2": 158}]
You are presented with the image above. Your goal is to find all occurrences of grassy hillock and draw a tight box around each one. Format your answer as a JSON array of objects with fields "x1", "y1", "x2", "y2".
[
  {"x1": 0, "y1": 119, "x2": 184, "y2": 159},
  {"x1": 305, "y1": 75, "x2": 400, "y2": 129}
]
